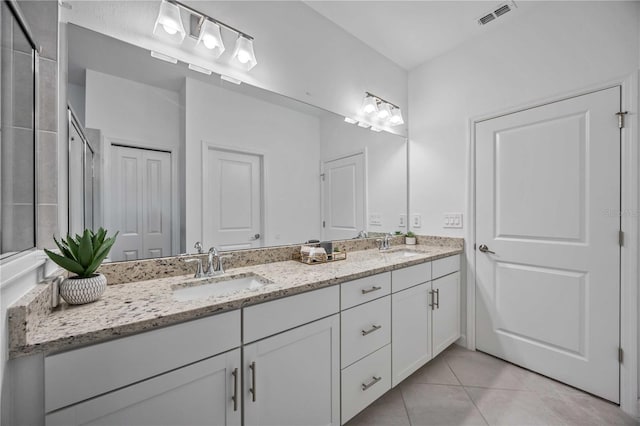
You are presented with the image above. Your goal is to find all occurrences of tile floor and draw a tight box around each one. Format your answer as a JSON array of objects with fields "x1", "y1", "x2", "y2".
[{"x1": 347, "y1": 345, "x2": 639, "y2": 426}]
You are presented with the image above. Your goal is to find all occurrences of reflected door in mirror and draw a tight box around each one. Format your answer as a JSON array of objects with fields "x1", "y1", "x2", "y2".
[
  {"x1": 110, "y1": 145, "x2": 171, "y2": 261},
  {"x1": 204, "y1": 146, "x2": 262, "y2": 251},
  {"x1": 322, "y1": 154, "x2": 365, "y2": 241}
]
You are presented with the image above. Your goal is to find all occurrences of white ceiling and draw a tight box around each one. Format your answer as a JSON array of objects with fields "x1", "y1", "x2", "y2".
[{"x1": 304, "y1": 1, "x2": 539, "y2": 70}]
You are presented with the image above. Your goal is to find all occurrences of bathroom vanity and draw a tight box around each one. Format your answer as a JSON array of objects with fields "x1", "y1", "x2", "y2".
[{"x1": 8, "y1": 240, "x2": 462, "y2": 426}]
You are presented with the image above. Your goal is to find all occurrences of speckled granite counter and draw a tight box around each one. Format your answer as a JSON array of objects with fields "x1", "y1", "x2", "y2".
[{"x1": 8, "y1": 241, "x2": 463, "y2": 359}]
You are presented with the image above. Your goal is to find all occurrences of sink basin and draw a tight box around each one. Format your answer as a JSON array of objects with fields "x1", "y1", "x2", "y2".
[
  {"x1": 382, "y1": 248, "x2": 421, "y2": 258},
  {"x1": 173, "y1": 274, "x2": 272, "y2": 302}
]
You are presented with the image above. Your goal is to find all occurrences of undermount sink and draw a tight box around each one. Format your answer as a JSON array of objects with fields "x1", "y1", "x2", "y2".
[
  {"x1": 382, "y1": 248, "x2": 421, "y2": 258},
  {"x1": 173, "y1": 274, "x2": 272, "y2": 302}
]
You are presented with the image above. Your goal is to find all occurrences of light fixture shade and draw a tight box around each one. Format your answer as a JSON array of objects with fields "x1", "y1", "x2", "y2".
[
  {"x1": 362, "y1": 95, "x2": 378, "y2": 115},
  {"x1": 153, "y1": 0, "x2": 186, "y2": 43},
  {"x1": 197, "y1": 19, "x2": 225, "y2": 58},
  {"x1": 390, "y1": 107, "x2": 404, "y2": 126},
  {"x1": 232, "y1": 35, "x2": 257, "y2": 70},
  {"x1": 377, "y1": 102, "x2": 392, "y2": 120},
  {"x1": 344, "y1": 117, "x2": 358, "y2": 124}
]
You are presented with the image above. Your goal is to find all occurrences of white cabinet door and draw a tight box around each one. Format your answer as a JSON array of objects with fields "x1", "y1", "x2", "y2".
[
  {"x1": 244, "y1": 314, "x2": 340, "y2": 426},
  {"x1": 391, "y1": 282, "x2": 431, "y2": 386},
  {"x1": 46, "y1": 349, "x2": 241, "y2": 426},
  {"x1": 432, "y1": 272, "x2": 460, "y2": 358}
]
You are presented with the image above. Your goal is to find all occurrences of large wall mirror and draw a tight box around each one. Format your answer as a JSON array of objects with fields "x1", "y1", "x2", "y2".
[
  {"x1": 65, "y1": 23, "x2": 408, "y2": 262},
  {"x1": 0, "y1": 1, "x2": 38, "y2": 260}
]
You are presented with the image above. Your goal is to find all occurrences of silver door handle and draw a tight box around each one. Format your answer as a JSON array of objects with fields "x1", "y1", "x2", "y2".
[
  {"x1": 249, "y1": 362, "x2": 256, "y2": 402},
  {"x1": 478, "y1": 244, "x2": 495, "y2": 254},
  {"x1": 231, "y1": 368, "x2": 238, "y2": 411},
  {"x1": 361, "y1": 324, "x2": 382, "y2": 336},
  {"x1": 429, "y1": 289, "x2": 435, "y2": 310},
  {"x1": 361, "y1": 286, "x2": 382, "y2": 295},
  {"x1": 250, "y1": 233, "x2": 261, "y2": 240},
  {"x1": 435, "y1": 288, "x2": 440, "y2": 309},
  {"x1": 361, "y1": 376, "x2": 382, "y2": 391}
]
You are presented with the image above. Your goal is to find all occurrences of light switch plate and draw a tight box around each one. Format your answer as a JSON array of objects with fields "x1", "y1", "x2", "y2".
[
  {"x1": 411, "y1": 214, "x2": 421, "y2": 228},
  {"x1": 444, "y1": 213, "x2": 463, "y2": 228},
  {"x1": 369, "y1": 213, "x2": 382, "y2": 226},
  {"x1": 399, "y1": 214, "x2": 407, "y2": 227}
]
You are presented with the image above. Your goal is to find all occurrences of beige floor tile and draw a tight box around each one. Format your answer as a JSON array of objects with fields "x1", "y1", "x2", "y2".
[
  {"x1": 401, "y1": 383, "x2": 488, "y2": 426},
  {"x1": 542, "y1": 392, "x2": 639, "y2": 426},
  {"x1": 466, "y1": 386, "x2": 565, "y2": 426},
  {"x1": 345, "y1": 388, "x2": 411, "y2": 426},
  {"x1": 445, "y1": 350, "x2": 533, "y2": 390},
  {"x1": 402, "y1": 354, "x2": 461, "y2": 386}
]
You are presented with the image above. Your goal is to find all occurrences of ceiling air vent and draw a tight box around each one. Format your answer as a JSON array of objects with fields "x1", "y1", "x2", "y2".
[{"x1": 477, "y1": 1, "x2": 517, "y2": 25}]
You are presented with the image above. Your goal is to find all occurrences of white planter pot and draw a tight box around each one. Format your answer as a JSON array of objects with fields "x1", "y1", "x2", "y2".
[
  {"x1": 60, "y1": 273, "x2": 107, "y2": 305},
  {"x1": 405, "y1": 237, "x2": 416, "y2": 245}
]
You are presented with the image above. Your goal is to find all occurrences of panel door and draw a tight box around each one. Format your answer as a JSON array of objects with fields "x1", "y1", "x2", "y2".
[
  {"x1": 110, "y1": 146, "x2": 172, "y2": 261},
  {"x1": 204, "y1": 147, "x2": 262, "y2": 250},
  {"x1": 46, "y1": 349, "x2": 241, "y2": 426},
  {"x1": 244, "y1": 314, "x2": 340, "y2": 426},
  {"x1": 322, "y1": 153, "x2": 365, "y2": 241},
  {"x1": 432, "y1": 272, "x2": 460, "y2": 358},
  {"x1": 475, "y1": 87, "x2": 620, "y2": 402},
  {"x1": 391, "y1": 282, "x2": 431, "y2": 387}
]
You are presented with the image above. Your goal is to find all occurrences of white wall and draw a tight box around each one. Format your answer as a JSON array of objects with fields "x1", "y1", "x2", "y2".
[
  {"x1": 320, "y1": 114, "x2": 407, "y2": 235},
  {"x1": 67, "y1": 82, "x2": 85, "y2": 126},
  {"x1": 185, "y1": 78, "x2": 322, "y2": 248},
  {"x1": 408, "y1": 1, "x2": 640, "y2": 238},
  {"x1": 63, "y1": 1, "x2": 408, "y2": 137}
]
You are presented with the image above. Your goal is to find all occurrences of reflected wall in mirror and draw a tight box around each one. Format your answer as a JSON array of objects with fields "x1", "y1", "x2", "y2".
[
  {"x1": 0, "y1": 1, "x2": 37, "y2": 260},
  {"x1": 66, "y1": 23, "x2": 407, "y2": 262}
]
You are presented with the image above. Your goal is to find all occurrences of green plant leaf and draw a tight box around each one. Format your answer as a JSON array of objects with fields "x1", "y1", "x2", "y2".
[
  {"x1": 44, "y1": 249, "x2": 85, "y2": 276},
  {"x1": 53, "y1": 235, "x2": 74, "y2": 260},
  {"x1": 66, "y1": 235, "x2": 80, "y2": 260},
  {"x1": 85, "y1": 233, "x2": 118, "y2": 275},
  {"x1": 92, "y1": 228, "x2": 106, "y2": 249},
  {"x1": 77, "y1": 229, "x2": 94, "y2": 269}
]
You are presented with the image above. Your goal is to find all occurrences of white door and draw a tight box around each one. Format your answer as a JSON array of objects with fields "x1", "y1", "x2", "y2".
[
  {"x1": 431, "y1": 272, "x2": 460, "y2": 358},
  {"x1": 204, "y1": 147, "x2": 262, "y2": 250},
  {"x1": 45, "y1": 349, "x2": 242, "y2": 426},
  {"x1": 322, "y1": 153, "x2": 365, "y2": 240},
  {"x1": 110, "y1": 146, "x2": 172, "y2": 261},
  {"x1": 243, "y1": 315, "x2": 340, "y2": 426},
  {"x1": 391, "y1": 282, "x2": 431, "y2": 386},
  {"x1": 475, "y1": 87, "x2": 620, "y2": 402}
]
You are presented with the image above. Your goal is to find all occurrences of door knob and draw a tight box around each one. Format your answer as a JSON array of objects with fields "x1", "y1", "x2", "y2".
[
  {"x1": 478, "y1": 244, "x2": 495, "y2": 254},
  {"x1": 250, "y1": 233, "x2": 261, "y2": 240}
]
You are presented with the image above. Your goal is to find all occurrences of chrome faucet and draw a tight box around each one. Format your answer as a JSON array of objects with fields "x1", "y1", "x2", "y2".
[
  {"x1": 355, "y1": 230, "x2": 368, "y2": 239},
  {"x1": 184, "y1": 258, "x2": 204, "y2": 278},
  {"x1": 377, "y1": 233, "x2": 393, "y2": 251},
  {"x1": 194, "y1": 241, "x2": 203, "y2": 254},
  {"x1": 206, "y1": 246, "x2": 220, "y2": 276}
]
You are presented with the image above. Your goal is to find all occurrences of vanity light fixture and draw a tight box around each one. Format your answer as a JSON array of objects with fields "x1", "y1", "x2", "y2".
[
  {"x1": 152, "y1": 0, "x2": 257, "y2": 70},
  {"x1": 232, "y1": 35, "x2": 257, "y2": 70},
  {"x1": 362, "y1": 94, "x2": 378, "y2": 115},
  {"x1": 361, "y1": 92, "x2": 404, "y2": 127},
  {"x1": 188, "y1": 63, "x2": 212, "y2": 75},
  {"x1": 150, "y1": 50, "x2": 178, "y2": 64},
  {"x1": 153, "y1": 0, "x2": 186, "y2": 42},
  {"x1": 344, "y1": 117, "x2": 358, "y2": 124},
  {"x1": 197, "y1": 19, "x2": 224, "y2": 58}
]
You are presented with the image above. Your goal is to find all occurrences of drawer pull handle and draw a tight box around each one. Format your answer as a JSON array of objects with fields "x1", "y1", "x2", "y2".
[
  {"x1": 435, "y1": 288, "x2": 440, "y2": 309},
  {"x1": 429, "y1": 290, "x2": 435, "y2": 310},
  {"x1": 231, "y1": 368, "x2": 238, "y2": 411},
  {"x1": 361, "y1": 376, "x2": 382, "y2": 391},
  {"x1": 249, "y1": 361, "x2": 257, "y2": 402},
  {"x1": 362, "y1": 286, "x2": 382, "y2": 295},
  {"x1": 361, "y1": 324, "x2": 382, "y2": 336}
]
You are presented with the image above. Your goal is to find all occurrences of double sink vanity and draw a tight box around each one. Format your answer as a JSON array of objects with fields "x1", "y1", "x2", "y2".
[{"x1": 8, "y1": 237, "x2": 463, "y2": 425}]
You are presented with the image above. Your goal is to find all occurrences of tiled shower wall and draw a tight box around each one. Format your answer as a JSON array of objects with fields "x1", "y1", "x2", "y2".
[{"x1": 18, "y1": 1, "x2": 59, "y2": 249}]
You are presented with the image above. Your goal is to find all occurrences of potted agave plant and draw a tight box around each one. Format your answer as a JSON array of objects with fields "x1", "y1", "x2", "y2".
[{"x1": 44, "y1": 228, "x2": 118, "y2": 305}]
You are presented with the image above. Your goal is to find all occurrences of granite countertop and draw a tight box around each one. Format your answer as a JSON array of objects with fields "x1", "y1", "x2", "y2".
[{"x1": 8, "y1": 243, "x2": 462, "y2": 358}]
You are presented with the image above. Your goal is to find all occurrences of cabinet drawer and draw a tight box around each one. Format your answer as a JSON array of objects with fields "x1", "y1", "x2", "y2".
[
  {"x1": 341, "y1": 272, "x2": 391, "y2": 309},
  {"x1": 391, "y1": 262, "x2": 431, "y2": 293},
  {"x1": 432, "y1": 254, "x2": 460, "y2": 280},
  {"x1": 341, "y1": 296, "x2": 391, "y2": 368},
  {"x1": 243, "y1": 285, "x2": 339, "y2": 343},
  {"x1": 341, "y1": 344, "x2": 391, "y2": 424},
  {"x1": 45, "y1": 310, "x2": 240, "y2": 413}
]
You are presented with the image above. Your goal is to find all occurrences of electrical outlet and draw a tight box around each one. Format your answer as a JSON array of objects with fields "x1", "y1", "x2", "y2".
[
  {"x1": 399, "y1": 214, "x2": 407, "y2": 227},
  {"x1": 444, "y1": 213, "x2": 463, "y2": 228},
  {"x1": 411, "y1": 214, "x2": 422, "y2": 228},
  {"x1": 369, "y1": 213, "x2": 382, "y2": 226}
]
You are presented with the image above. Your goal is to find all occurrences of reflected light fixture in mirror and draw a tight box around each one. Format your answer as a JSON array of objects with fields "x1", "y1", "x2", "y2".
[
  {"x1": 361, "y1": 92, "x2": 404, "y2": 128},
  {"x1": 377, "y1": 102, "x2": 391, "y2": 120},
  {"x1": 233, "y1": 35, "x2": 258, "y2": 70},
  {"x1": 362, "y1": 94, "x2": 378, "y2": 114},
  {"x1": 197, "y1": 19, "x2": 225, "y2": 58},
  {"x1": 153, "y1": 0, "x2": 186, "y2": 42},
  {"x1": 390, "y1": 107, "x2": 404, "y2": 125}
]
